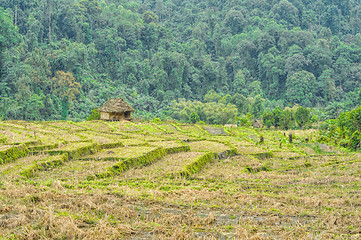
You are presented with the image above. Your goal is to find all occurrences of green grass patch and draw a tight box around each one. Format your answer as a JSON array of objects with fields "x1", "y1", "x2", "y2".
[
  {"x1": 179, "y1": 152, "x2": 216, "y2": 177},
  {"x1": 45, "y1": 121, "x2": 88, "y2": 131},
  {"x1": 149, "y1": 141, "x2": 189, "y2": 152},
  {"x1": 0, "y1": 144, "x2": 29, "y2": 164},
  {"x1": 82, "y1": 146, "x2": 157, "y2": 161},
  {"x1": 28, "y1": 142, "x2": 61, "y2": 152},
  {"x1": 75, "y1": 121, "x2": 116, "y2": 132},
  {"x1": 104, "y1": 121, "x2": 141, "y2": 133},
  {"x1": 253, "y1": 151, "x2": 274, "y2": 159},
  {"x1": 245, "y1": 164, "x2": 271, "y2": 173},
  {"x1": 118, "y1": 138, "x2": 148, "y2": 146},
  {"x1": 93, "y1": 147, "x2": 168, "y2": 179},
  {"x1": 45, "y1": 142, "x2": 99, "y2": 160},
  {"x1": 21, "y1": 154, "x2": 69, "y2": 177},
  {"x1": 188, "y1": 141, "x2": 232, "y2": 153}
]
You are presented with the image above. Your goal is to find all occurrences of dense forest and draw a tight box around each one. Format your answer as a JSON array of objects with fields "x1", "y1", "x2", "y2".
[{"x1": 1, "y1": 0, "x2": 361, "y2": 122}]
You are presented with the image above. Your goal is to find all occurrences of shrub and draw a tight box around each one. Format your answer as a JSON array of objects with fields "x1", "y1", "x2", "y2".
[{"x1": 87, "y1": 109, "x2": 100, "y2": 120}]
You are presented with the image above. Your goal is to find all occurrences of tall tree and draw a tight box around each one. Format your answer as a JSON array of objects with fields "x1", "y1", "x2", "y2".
[{"x1": 52, "y1": 71, "x2": 81, "y2": 120}]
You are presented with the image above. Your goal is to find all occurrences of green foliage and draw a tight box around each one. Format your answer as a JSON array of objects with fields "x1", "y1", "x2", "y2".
[
  {"x1": 250, "y1": 96, "x2": 264, "y2": 119},
  {"x1": 169, "y1": 97, "x2": 238, "y2": 125},
  {"x1": 320, "y1": 106, "x2": 361, "y2": 151},
  {"x1": 286, "y1": 71, "x2": 316, "y2": 107},
  {"x1": 263, "y1": 106, "x2": 313, "y2": 130},
  {"x1": 190, "y1": 112, "x2": 200, "y2": 123},
  {"x1": 151, "y1": 118, "x2": 162, "y2": 124},
  {"x1": 1, "y1": 1, "x2": 361, "y2": 121},
  {"x1": 48, "y1": 143, "x2": 99, "y2": 160},
  {"x1": 96, "y1": 147, "x2": 172, "y2": 178},
  {"x1": 180, "y1": 152, "x2": 216, "y2": 177},
  {"x1": 142, "y1": 11, "x2": 158, "y2": 24},
  {"x1": 0, "y1": 144, "x2": 29, "y2": 165},
  {"x1": 236, "y1": 113, "x2": 253, "y2": 127},
  {"x1": 349, "y1": 130, "x2": 361, "y2": 151},
  {"x1": 295, "y1": 107, "x2": 311, "y2": 128},
  {"x1": 87, "y1": 109, "x2": 100, "y2": 121},
  {"x1": 0, "y1": 8, "x2": 19, "y2": 50},
  {"x1": 204, "y1": 90, "x2": 221, "y2": 103},
  {"x1": 21, "y1": 154, "x2": 68, "y2": 178}
]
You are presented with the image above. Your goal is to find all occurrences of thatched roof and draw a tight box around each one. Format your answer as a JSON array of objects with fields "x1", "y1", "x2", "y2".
[{"x1": 98, "y1": 98, "x2": 135, "y2": 113}]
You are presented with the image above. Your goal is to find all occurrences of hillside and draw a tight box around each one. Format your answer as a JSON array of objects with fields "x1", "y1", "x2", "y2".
[
  {"x1": 1, "y1": 0, "x2": 361, "y2": 121},
  {"x1": 1, "y1": 120, "x2": 360, "y2": 238}
]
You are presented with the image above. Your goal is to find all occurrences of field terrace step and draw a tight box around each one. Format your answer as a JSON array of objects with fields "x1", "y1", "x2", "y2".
[
  {"x1": 45, "y1": 121, "x2": 88, "y2": 132},
  {"x1": 20, "y1": 154, "x2": 69, "y2": 178},
  {"x1": 0, "y1": 144, "x2": 29, "y2": 164},
  {"x1": 34, "y1": 158, "x2": 117, "y2": 182},
  {"x1": 80, "y1": 146, "x2": 159, "y2": 161},
  {"x1": 156, "y1": 123, "x2": 179, "y2": 133},
  {"x1": 0, "y1": 154, "x2": 52, "y2": 176},
  {"x1": 272, "y1": 153, "x2": 360, "y2": 173},
  {"x1": 178, "y1": 152, "x2": 218, "y2": 177},
  {"x1": 149, "y1": 141, "x2": 190, "y2": 153},
  {"x1": 132, "y1": 123, "x2": 166, "y2": 134},
  {"x1": 0, "y1": 127, "x2": 38, "y2": 145},
  {"x1": 120, "y1": 151, "x2": 206, "y2": 179},
  {"x1": 121, "y1": 150, "x2": 232, "y2": 179},
  {"x1": 88, "y1": 144, "x2": 191, "y2": 179},
  {"x1": 104, "y1": 121, "x2": 142, "y2": 133},
  {"x1": 236, "y1": 145, "x2": 272, "y2": 155},
  {"x1": 272, "y1": 151, "x2": 305, "y2": 159},
  {"x1": 196, "y1": 154, "x2": 260, "y2": 181},
  {"x1": 39, "y1": 141, "x2": 100, "y2": 160},
  {"x1": 27, "y1": 142, "x2": 62, "y2": 152},
  {"x1": 75, "y1": 132, "x2": 125, "y2": 149},
  {"x1": 118, "y1": 138, "x2": 148, "y2": 147},
  {"x1": 89, "y1": 147, "x2": 167, "y2": 179},
  {"x1": 0, "y1": 122, "x2": 67, "y2": 143},
  {"x1": 116, "y1": 141, "x2": 237, "y2": 179},
  {"x1": 71, "y1": 121, "x2": 111, "y2": 132},
  {"x1": 125, "y1": 133, "x2": 166, "y2": 142},
  {"x1": 80, "y1": 142, "x2": 189, "y2": 162},
  {"x1": 188, "y1": 140, "x2": 236, "y2": 156},
  {"x1": 177, "y1": 124, "x2": 211, "y2": 138}
]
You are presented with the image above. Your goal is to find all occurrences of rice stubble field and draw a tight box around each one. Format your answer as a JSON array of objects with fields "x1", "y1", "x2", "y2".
[{"x1": 0, "y1": 120, "x2": 360, "y2": 239}]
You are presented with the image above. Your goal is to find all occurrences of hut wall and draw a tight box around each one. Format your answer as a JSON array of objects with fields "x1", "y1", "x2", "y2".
[
  {"x1": 100, "y1": 112, "x2": 110, "y2": 120},
  {"x1": 100, "y1": 111, "x2": 132, "y2": 121},
  {"x1": 109, "y1": 112, "x2": 125, "y2": 121}
]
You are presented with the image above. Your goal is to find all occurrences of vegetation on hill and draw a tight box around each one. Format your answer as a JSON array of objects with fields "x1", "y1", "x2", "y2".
[
  {"x1": 320, "y1": 106, "x2": 361, "y2": 151},
  {"x1": 0, "y1": 0, "x2": 361, "y2": 121}
]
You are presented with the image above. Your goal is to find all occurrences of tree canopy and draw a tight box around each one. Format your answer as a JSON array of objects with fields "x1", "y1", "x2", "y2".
[{"x1": 0, "y1": 0, "x2": 361, "y2": 121}]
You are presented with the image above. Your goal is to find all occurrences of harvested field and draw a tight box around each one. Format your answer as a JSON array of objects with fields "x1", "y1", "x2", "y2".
[
  {"x1": 82, "y1": 146, "x2": 158, "y2": 161},
  {"x1": 0, "y1": 120, "x2": 360, "y2": 239},
  {"x1": 122, "y1": 151, "x2": 205, "y2": 178},
  {"x1": 188, "y1": 140, "x2": 231, "y2": 153}
]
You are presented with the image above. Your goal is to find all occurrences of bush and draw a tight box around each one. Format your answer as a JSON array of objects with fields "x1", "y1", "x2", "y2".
[
  {"x1": 319, "y1": 106, "x2": 361, "y2": 151},
  {"x1": 87, "y1": 109, "x2": 100, "y2": 120},
  {"x1": 190, "y1": 112, "x2": 200, "y2": 123},
  {"x1": 152, "y1": 118, "x2": 162, "y2": 124},
  {"x1": 262, "y1": 107, "x2": 295, "y2": 130},
  {"x1": 295, "y1": 106, "x2": 311, "y2": 128}
]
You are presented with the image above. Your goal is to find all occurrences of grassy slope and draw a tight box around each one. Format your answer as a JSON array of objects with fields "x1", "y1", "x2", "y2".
[{"x1": 0, "y1": 120, "x2": 359, "y2": 239}]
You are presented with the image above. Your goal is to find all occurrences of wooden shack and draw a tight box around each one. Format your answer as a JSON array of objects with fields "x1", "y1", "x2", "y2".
[{"x1": 97, "y1": 98, "x2": 135, "y2": 121}]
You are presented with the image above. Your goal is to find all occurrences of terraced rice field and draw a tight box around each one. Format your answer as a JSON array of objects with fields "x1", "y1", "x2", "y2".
[{"x1": 0, "y1": 120, "x2": 360, "y2": 239}]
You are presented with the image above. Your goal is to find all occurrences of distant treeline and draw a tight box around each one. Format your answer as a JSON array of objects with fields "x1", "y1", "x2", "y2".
[{"x1": 164, "y1": 90, "x2": 315, "y2": 130}]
